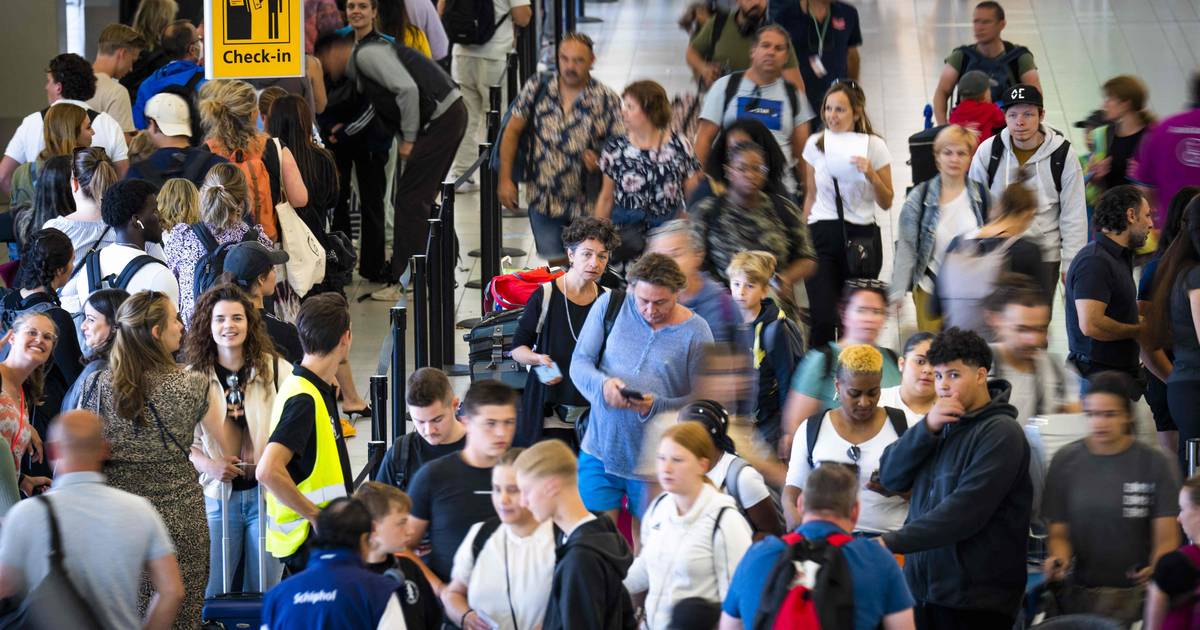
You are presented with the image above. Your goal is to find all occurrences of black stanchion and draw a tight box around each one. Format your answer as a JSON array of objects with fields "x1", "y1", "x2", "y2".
[
  {"x1": 565, "y1": 0, "x2": 577, "y2": 34},
  {"x1": 440, "y1": 181, "x2": 470, "y2": 374},
  {"x1": 366, "y1": 375, "x2": 388, "y2": 481},
  {"x1": 552, "y1": 0, "x2": 564, "y2": 59},
  {"x1": 412, "y1": 254, "x2": 430, "y2": 369},
  {"x1": 389, "y1": 306, "x2": 407, "y2": 442},
  {"x1": 426, "y1": 217, "x2": 444, "y2": 369},
  {"x1": 518, "y1": 25, "x2": 536, "y2": 84},
  {"x1": 577, "y1": 0, "x2": 601, "y2": 23},
  {"x1": 506, "y1": 52, "x2": 519, "y2": 104},
  {"x1": 478, "y1": 142, "x2": 498, "y2": 315}
]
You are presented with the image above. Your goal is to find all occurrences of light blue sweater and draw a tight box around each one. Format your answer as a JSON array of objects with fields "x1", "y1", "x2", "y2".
[{"x1": 571, "y1": 291, "x2": 713, "y2": 478}]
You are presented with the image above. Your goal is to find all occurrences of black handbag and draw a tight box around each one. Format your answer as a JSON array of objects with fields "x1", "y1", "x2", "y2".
[
  {"x1": 832, "y1": 178, "x2": 883, "y2": 279},
  {"x1": 0, "y1": 496, "x2": 104, "y2": 629}
]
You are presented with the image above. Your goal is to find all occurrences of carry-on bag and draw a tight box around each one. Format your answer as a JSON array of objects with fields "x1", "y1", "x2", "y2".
[{"x1": 201, "y1": 482, "x2": 267, "y2": 629}]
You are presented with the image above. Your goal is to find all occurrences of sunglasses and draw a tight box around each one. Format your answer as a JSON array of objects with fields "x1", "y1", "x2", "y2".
[
  {"x1": 845, "y1": 278, "x2": 888, "y2": 291},
  {"x1": 831, "y1": 78, "x2": 863, "y2": 94}
]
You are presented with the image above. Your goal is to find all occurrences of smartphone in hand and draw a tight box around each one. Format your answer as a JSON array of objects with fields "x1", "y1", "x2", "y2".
[
  {"x1": 619, "y1": 387, "x2": 645, "y2": 400},
  {"x1": 534, "y1": 363, "x2": 563, "y2": 384}
]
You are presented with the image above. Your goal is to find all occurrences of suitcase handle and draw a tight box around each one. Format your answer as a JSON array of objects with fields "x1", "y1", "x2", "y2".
[{"x1": 217, "y1": 480, "x2": 270, "y2": 596}]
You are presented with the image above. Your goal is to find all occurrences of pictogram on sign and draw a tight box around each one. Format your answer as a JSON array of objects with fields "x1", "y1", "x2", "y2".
[{"x1": 204, "y1": 0, "x2": 303, "y2": 79}]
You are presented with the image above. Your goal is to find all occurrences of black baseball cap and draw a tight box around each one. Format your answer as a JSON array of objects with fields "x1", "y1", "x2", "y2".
[
  {"x1": 223, "y1": 241, "x2": 289, "y2": 284},
  {"x1": 1002, "y1": 83, "x2": 1043, "y2": 109}
]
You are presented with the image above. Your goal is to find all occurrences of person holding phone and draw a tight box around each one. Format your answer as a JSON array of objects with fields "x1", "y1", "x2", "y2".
[
  {"x1": 184, "y1": 283, "x2": 289, "y2": 596},
  {"x1": 512, "y1": 217, "x2": 620, "y2": 450}
]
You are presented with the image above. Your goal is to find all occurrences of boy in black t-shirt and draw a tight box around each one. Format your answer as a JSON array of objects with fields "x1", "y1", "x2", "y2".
[
  {"x1": 377, "y1": 367, "x2": 467, "y2": 492},
  {"x1": 355, "y1": 481, "x2": 443, "y2": 629},
  {"x1": 405, "y1": 381, "x2": 518, "y2": 583}
]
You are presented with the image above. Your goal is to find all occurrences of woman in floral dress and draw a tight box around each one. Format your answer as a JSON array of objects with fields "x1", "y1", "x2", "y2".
[{"x1": 596, "y1": 80, "x2": 702, "y2": 265}]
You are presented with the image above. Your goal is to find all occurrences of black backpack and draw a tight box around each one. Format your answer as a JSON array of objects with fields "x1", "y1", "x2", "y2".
[
  {"x1": 805, "y1": 406, "x2": 909, "y2": 469},
  {"x1": 0, "y1": 290, "x2": 58, "y2": 338},
  {"x1": 955, "y1": 41, "x2": 1030, "y2": 104},
  {"x1": 722, "y1": 456, "x2": 786, "y2": 535},
  {"x1": 721, "y1": 71, "x2": 800, "y2": 122},
  {"x1": 191, "y1": 223, "x2": 261, "y2": 301},
  {"x1": 83, "y1": 248, "x2": 167, "y2": 294},
  {"x1": 750, "y1": 530, "x2": 856, "y2": 630},
  {"x1": 130, "y1": 146, "x2": 214, "y2": 188},
  {"x1": 442, "y1": 0, "x2": 511, "y2": 46},
  {"x1": 985, "y1": 133, "x2": 1072, "y2": 196}
]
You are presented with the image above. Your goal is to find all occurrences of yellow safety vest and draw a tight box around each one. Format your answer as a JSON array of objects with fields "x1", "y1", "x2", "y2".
[{"x1": 264, "y1": 373, "x2": 347, "y2": 558}]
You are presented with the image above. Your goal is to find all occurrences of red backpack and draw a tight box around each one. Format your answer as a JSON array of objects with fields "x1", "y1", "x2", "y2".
[
  {"x1": 486, "y1": 266, "x2": 564, "y2": 311},
  {"x1": 751, "y1": 532, "x2": 857, "y2": 630}
]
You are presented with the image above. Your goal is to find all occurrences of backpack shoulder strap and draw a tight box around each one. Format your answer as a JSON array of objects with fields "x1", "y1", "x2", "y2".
[
  {"x1": 596, "y1": 289, "x2": 625, "y2": 366},
  {"x1": 1050, "y1": 139, "x2": 1071, "y2": 195},
  {"x1": 986, "y1": 135, "x2": 1006, "y2": 188},
  {"x1": 396, "y1": 432, "x2": 417, "y2": 489},
  {"x1": 84, "y1": 249, "x2": 103, "y2": 294},
  {"x1": 181, "y1": 147, "x2": 214, "y2": 184},
  {"x1": 471, "y1": 517, "x2": 503, "y2": 561},
  {"x1": 113, "y1": 254, "x2": 165, "y2": 290},
  {"x1": 191, "y1": 222, "x2": 219, "y2": 254},
  {"x1": 184, "y1": 68, "x2": 204, "y2": 92},
  {"x1": 783, "y1": 80, "x2": 799, "y2": 120},
  {"x1": 535, "y1": 281, "x2": 553, "y2": 335},
  {"x1": 704, "y1": 9, "x2": 730, "y2": 62},
  {"x1": 805, "y1": 409, "x2": 826, "y2": 469},
  {"x1": 723, "y1": 456, "x2": 747, "y2": 508},
  {"x1": 884, "y1": 406, "x2": 908, "y2": 437},
  {"x1": 722, "y1": 71, "x2": 746, "y2": 114}
]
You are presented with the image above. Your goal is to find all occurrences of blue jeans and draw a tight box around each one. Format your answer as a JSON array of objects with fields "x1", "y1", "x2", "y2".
[
  {"x1": 204, "y1": 485, "x2": 282, "y2": 596},
  {"x1": 528, "y1": 205, "x2": 572, "y2": 260}
]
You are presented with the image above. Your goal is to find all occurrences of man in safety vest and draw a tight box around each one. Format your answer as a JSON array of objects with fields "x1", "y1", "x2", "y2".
[{"x1": 258, "y1": 293, "x2": 355, "y2": 574}]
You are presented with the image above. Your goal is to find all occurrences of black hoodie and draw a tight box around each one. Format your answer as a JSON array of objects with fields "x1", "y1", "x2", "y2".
[
  {"x1": 743, "y1": 297, "x2": 804, "y2": 446},
  {"x1": 879, "y1": 381, "x2": 1032, "y2": 616},
  {"x1": 543, "y1": 516, "x2": 636, "y2": 630}
]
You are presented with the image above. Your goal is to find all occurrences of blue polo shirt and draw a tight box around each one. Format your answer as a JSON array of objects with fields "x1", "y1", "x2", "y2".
[{"x1": 722, "y1": 520, "x2": 913, "y2": 630}]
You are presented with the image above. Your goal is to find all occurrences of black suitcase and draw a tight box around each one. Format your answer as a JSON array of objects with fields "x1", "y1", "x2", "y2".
[
  {"x1": 463, "y1": 308, "x2": 527, "y2": 390},
  {"x1": 201, "y1": 482, "x2": 267, "y2": 629},
  {"x1": 907, "y1": 124, "x2": 948, "y2": 191}
]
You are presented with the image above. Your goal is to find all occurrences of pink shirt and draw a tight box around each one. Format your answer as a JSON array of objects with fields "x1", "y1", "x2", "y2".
[
  {"x1": 1134, "y1": 108, "x2": 1200, "y2": 225},
  {"x1": 0, "y1": 390, "x2": 30, "y2": 472}
]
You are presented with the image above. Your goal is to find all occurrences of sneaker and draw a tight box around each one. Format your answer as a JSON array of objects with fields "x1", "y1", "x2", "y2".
[
  {"x1": 369, "y1": 283, "x2": 405, "y2": 302},
  {"x1": 456, "y1": 178, "x2": 479, "y2": 193},
  {"x1": 340, "y1": 417, "x2": 357, "y2": 438}
]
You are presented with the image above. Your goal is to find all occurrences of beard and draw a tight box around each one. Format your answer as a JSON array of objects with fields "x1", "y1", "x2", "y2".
[{"x1": 737, "y1": 8, "x2": 765, "y2": 35}]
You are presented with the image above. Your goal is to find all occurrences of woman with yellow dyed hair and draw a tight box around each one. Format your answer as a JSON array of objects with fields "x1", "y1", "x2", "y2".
[{"x1": 780, "y1": 344, "x2": 916, "y2": 535}]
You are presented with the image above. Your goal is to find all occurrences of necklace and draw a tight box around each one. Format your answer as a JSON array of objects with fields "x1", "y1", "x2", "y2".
[{"x1": 563, "y1": 283, "x2": 593, "y2": 342}]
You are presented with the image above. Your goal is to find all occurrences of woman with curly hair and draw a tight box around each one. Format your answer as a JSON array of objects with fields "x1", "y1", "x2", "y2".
[
  {"x1": 200, "y1": 79, "x2": 309, "y2": 241},
  {"x1": 184, "y1": 283, "x2": 287, "y2": 596},
  {"x1": 78, "y1": 290, "x2": 237, "y2": 627},
  {"x1": 782, "y1": 344, "x2": 912, "y2": 534},
  {"x1": 511, "y1": 216, "x2": 620, "y2": 448}
]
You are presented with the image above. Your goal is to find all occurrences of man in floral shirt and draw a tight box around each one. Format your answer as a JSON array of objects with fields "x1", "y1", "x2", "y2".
[{"x1": 498, "y1": 33, "x2": 624, "y2": 265}]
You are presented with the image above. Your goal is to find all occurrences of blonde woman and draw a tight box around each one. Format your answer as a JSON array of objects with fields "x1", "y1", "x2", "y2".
[
  {"x1": 890, "y1": 125, "x2": 990, "y2": 332},
  {"x1": 157, "y1": 177, "x2": 201, "y2": 234},
  {"x1": 164, "y1": 163, "x2": 272, "y2": 325},
  {"x1": 78, "y1": 291, "x2": 237, "y2": 628},
  {"x1": 9, "y1": 104, "x2": 94, "y2": 222},
  {"x1": 625, "y1": 422, "x2": 752, "y2": 629},
  {"x1": 199, "y1": 79, "x2": 308, "y2": 241}
]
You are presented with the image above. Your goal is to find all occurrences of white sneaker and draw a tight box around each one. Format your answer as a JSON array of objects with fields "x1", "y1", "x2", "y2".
[
  {"x1": 456, "y1": 178, "x2": 480, "y2": 193},
  {"x1": 369, "y1": 284, "x2": 405, "y2": 302}
]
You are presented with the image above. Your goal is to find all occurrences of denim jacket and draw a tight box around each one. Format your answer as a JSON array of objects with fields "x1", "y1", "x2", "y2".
[{"x1": 889, "y1": 175, "x2": 989, "y2": 303}]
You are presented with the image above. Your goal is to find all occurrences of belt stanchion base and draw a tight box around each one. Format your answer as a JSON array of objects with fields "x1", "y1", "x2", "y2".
[
  {"x1": 411, "y1": 254, "x2": 430, "y2": 369},
  {"x1": 389, "y1": 306, "x2": 407, "y2": 443},
  {"x1": 426, "y1": 218, "x2": 445, "y2": 370},
  {"x1": 439, "y1": 181, "x2": 471, "y2": 375}
]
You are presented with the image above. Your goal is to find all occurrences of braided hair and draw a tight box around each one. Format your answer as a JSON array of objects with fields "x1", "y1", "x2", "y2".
[{"x1": 16, "y1": 228, "x2": 73, "y2": 292}]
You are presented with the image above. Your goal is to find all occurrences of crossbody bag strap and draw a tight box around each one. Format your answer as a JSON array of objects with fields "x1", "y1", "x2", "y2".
[
  {"x1": 833, "y1": 177, "x2": 850, "y2": 246},
  {"x1": 145, "y1": 400, "x2": 190, "y2": 459}
]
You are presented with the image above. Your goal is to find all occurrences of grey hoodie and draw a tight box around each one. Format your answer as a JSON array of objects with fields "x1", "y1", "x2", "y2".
[{"x1": 968, "y1": 126, "x2": 1088, "y2": 268}]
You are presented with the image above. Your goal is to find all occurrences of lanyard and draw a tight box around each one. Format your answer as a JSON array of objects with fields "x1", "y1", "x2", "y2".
[{"x1": 809, "y1": 2, "x2": 832, "y2": 58}]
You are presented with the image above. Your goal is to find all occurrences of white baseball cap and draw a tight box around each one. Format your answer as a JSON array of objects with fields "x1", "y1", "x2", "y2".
[{"x1": 144, "y1": 93, "x2": 192, "y2": 138}]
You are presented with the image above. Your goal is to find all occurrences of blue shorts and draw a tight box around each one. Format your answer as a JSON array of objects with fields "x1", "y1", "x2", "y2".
[
  {"x1": 528, "y1": 207, "x2": 571, "y2": 260},
  {"x1": 577, "y1": 451, "x2": 655, "y2": 519}
]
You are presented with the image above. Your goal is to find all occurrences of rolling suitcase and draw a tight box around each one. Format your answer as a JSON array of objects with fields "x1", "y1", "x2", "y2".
[
  {"x1": 906, "y1": 124, "x2": 948, "y2": 191},
  {"x1": 201, "y1": 482, "x2": 267, "y2": 629}
]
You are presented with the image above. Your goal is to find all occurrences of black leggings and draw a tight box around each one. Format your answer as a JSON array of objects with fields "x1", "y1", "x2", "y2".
[
  {"x1": 805, "y1": 219, "x2": 881, "y2": 347},
  {"x1": 1168, "y1": 379, "x2": 1200, "y2": 475}
]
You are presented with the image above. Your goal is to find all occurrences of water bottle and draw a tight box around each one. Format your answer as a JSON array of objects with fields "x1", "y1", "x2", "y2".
[{"x1": 922, "y1": 104, "x2": 933, "y2": 130}]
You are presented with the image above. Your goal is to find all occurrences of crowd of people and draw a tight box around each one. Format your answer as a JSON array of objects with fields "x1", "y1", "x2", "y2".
[{"x1": 0, "y1": 0, "x2": 1196, "y2": 628}]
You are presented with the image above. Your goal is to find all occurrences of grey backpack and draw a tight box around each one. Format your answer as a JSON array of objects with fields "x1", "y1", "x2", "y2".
[{"x1": 937, "y1": 235, "x2": 1020, "y2": 336}]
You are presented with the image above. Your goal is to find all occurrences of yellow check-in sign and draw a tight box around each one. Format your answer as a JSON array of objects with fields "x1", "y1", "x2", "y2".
[{"x1": 204, "y1": 0, "x2": 304, "y2": 79}]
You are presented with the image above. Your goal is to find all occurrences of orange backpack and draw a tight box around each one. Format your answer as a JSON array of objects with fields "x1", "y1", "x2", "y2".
[{"x1": 206, "y1": 135, "x2": 279, "y2": 242}]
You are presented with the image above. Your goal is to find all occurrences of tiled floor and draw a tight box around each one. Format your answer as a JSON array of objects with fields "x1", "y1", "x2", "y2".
[{"x1": 341, "y1": 0, "x2": 1199, "y2": 472}]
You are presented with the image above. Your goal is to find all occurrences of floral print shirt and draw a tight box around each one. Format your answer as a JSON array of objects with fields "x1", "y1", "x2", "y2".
[
  {"x1": 689, "y1": 191, "x2": 816, "y2": 283},
  {"x1": 166, "y1": 221, "x2": 273, "y2": 327},
  {"x1": 599, "y1": 133, "x2": 700, "y2": 219},
  {"x1": 0, "y1": 390, "x2": 29, "y2": 473},
  {"x1": 512, "y1": 73, "x2": 624, "y2": 219}
]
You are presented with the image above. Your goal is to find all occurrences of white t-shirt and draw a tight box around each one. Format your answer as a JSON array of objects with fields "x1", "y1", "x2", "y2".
[
  {"x1": 87, "y1": 73, "x2": 135, "y2": 133},
  {"x1": 4, "y1": 99, "x2": 129, "y2": 164},
  {"x1": 785, "y1": 411, "x2": 909, "y2": 533},
  {"x1": 918, "y1": 189, "x2": 978, "y2": 292},
  {"x1": 700, "y1": 74, "x2": 816, "y2": 170},
  {"x1": 455, "y1": 0, "x2": 532, "y2": 60},
  {"x1": 450, "y1": 520, "x2": 556, "y2": 630},
  {"x1": 877, "y1": 386, "x2": 925, "y2": 426},
  {"x1": 707, "y1": 452, "x2": 771, "y2": 511},
  {"x1": 803, "y1": 132, "x2": 891, "y2": 225},
  {"x1": 61, "y1": 244, "x2": 179, "y2": 315}
]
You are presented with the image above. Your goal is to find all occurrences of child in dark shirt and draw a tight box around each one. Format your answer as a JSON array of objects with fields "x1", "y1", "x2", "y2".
[
  {"x1": 949, "y1": 70, "x2": 1006, "y2": 146},
  {"x1": 355, "y1": 482, "x2": 443, "y2": 630}
]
